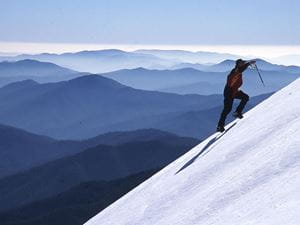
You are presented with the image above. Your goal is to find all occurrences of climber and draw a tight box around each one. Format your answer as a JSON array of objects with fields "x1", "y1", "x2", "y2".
[{"x1": 217, "y1": 59, "x2": 256, "y2": 132}]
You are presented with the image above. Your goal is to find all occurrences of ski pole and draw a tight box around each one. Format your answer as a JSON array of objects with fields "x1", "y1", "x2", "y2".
[{"x1": 254, "y1": 64, "x2": 265, "y2": 87}]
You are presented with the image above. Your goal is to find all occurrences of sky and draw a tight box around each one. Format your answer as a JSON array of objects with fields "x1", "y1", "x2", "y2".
[{"x1": 1, "y1": 0, "x2": 299, "y2": 57}]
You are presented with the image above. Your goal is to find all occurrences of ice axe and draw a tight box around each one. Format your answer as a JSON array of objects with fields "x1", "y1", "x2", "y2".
[{"x1": 249, "y1": 61, "x2": 265, "y2": 87}]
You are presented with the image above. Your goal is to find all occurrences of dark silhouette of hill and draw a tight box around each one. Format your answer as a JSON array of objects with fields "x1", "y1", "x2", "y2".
[
  {"x1": 0, "y1": 123, "x2": 187, "y2": 179},
  {"x1": 0, "y1": 135, "x2": 198, "y2": 211},
  {"x1": 0, "y1": 124, "x2": 82, "y2": 179},
  {"x1": 0, "y1": 169, "x2": 159, "y2": 225}
]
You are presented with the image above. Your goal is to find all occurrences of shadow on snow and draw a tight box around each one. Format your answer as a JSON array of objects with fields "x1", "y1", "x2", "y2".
[{"x1": 175, "y1": 122, "x2": 237, "y2": 175}]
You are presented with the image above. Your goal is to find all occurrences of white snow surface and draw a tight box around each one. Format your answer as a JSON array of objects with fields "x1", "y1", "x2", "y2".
[{"x1": 85, "y1": 79, "x2": 300, "y2": 225}]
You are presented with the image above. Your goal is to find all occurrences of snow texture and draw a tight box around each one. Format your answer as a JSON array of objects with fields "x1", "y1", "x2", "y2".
[{"x1": 85, "y1": 78, "x2": 300, "y2": 225}]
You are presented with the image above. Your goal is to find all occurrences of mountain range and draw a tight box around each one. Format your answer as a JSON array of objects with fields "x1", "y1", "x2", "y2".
[
  {"x1": 1, "y1": 53, "x2": 299, "y2": 98},
  {"x1": 100, "y1": 67, "x2": 223, "y2": 92},
  {"x1": 0, "y1": 58, "x2": 298, "y2": 97},
  {"x1": 2, "y1": 49, "x2": 299, "y2": 74},
  {"x1": 171, "y1": 58, "x2": 300, "y2": 73},
  {"x1": 0, "y1": 128, "x2": 198, "y2": 212},
  {"x1": 0, "y1": 74, "x2": 223, "y2": 139},
  {"x1": 0, "y1": 59, "x2": 75, "y2": 77},
  {"x1": 134, "y1": 49, "x2": 241, "y2": 64},
  {"x1": 0, "y1": 122, "x2": 191, "y2": 179},
  {"x1": 0, "y1": 59, "x2": 81, "y2": 86},
  {"x1": 0, "y1": 49, "x2": 176, "y2": 73},
  {"x1": 100, "y1": 93, "x2": 271, "y2": 139},
  {"x1": 100, "y1": 66, "x2": 299, "y2": 96}
]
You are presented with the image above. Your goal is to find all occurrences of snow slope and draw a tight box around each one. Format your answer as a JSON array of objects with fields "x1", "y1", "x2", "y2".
[{"x1": 85, "y1": 79, "x2": 300, "y2": 225}]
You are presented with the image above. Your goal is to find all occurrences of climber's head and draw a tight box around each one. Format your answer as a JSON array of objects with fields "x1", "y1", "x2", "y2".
[{"x1": 235, "y1": 59, "x2": 246, "y2": 68}]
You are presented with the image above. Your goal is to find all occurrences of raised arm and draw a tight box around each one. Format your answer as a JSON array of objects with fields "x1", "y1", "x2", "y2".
[{"x1": 238, "y1": 60, "x2": 256, "y2": 73}]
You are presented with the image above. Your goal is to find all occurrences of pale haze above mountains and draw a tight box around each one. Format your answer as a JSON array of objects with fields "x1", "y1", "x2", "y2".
[{"x1": 2, "y1": 49, "x2": 300, "y2": 73}]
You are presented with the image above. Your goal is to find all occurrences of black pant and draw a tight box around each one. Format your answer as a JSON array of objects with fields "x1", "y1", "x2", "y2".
[{"x1": 218, "y1": 87, "x2": 249, "y2": 127}]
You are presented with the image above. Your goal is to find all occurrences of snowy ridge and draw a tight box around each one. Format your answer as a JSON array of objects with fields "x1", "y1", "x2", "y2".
[{"x1": 85, "y1": 78, "x2": 300, "y2": 225}]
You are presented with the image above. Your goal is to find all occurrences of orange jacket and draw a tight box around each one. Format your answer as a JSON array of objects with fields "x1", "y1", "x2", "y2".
[
  {"x1": 227, "y1": 70, "x2": 243, "y2": 97},
  {"x1": 226, "y1": 63, "x2": 250, "y2": 97}
]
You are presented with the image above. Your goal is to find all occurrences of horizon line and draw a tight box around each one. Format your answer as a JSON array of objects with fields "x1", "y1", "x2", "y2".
[{"x1": 0, "y1": 42, "x2": 300, "y2": 64}]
